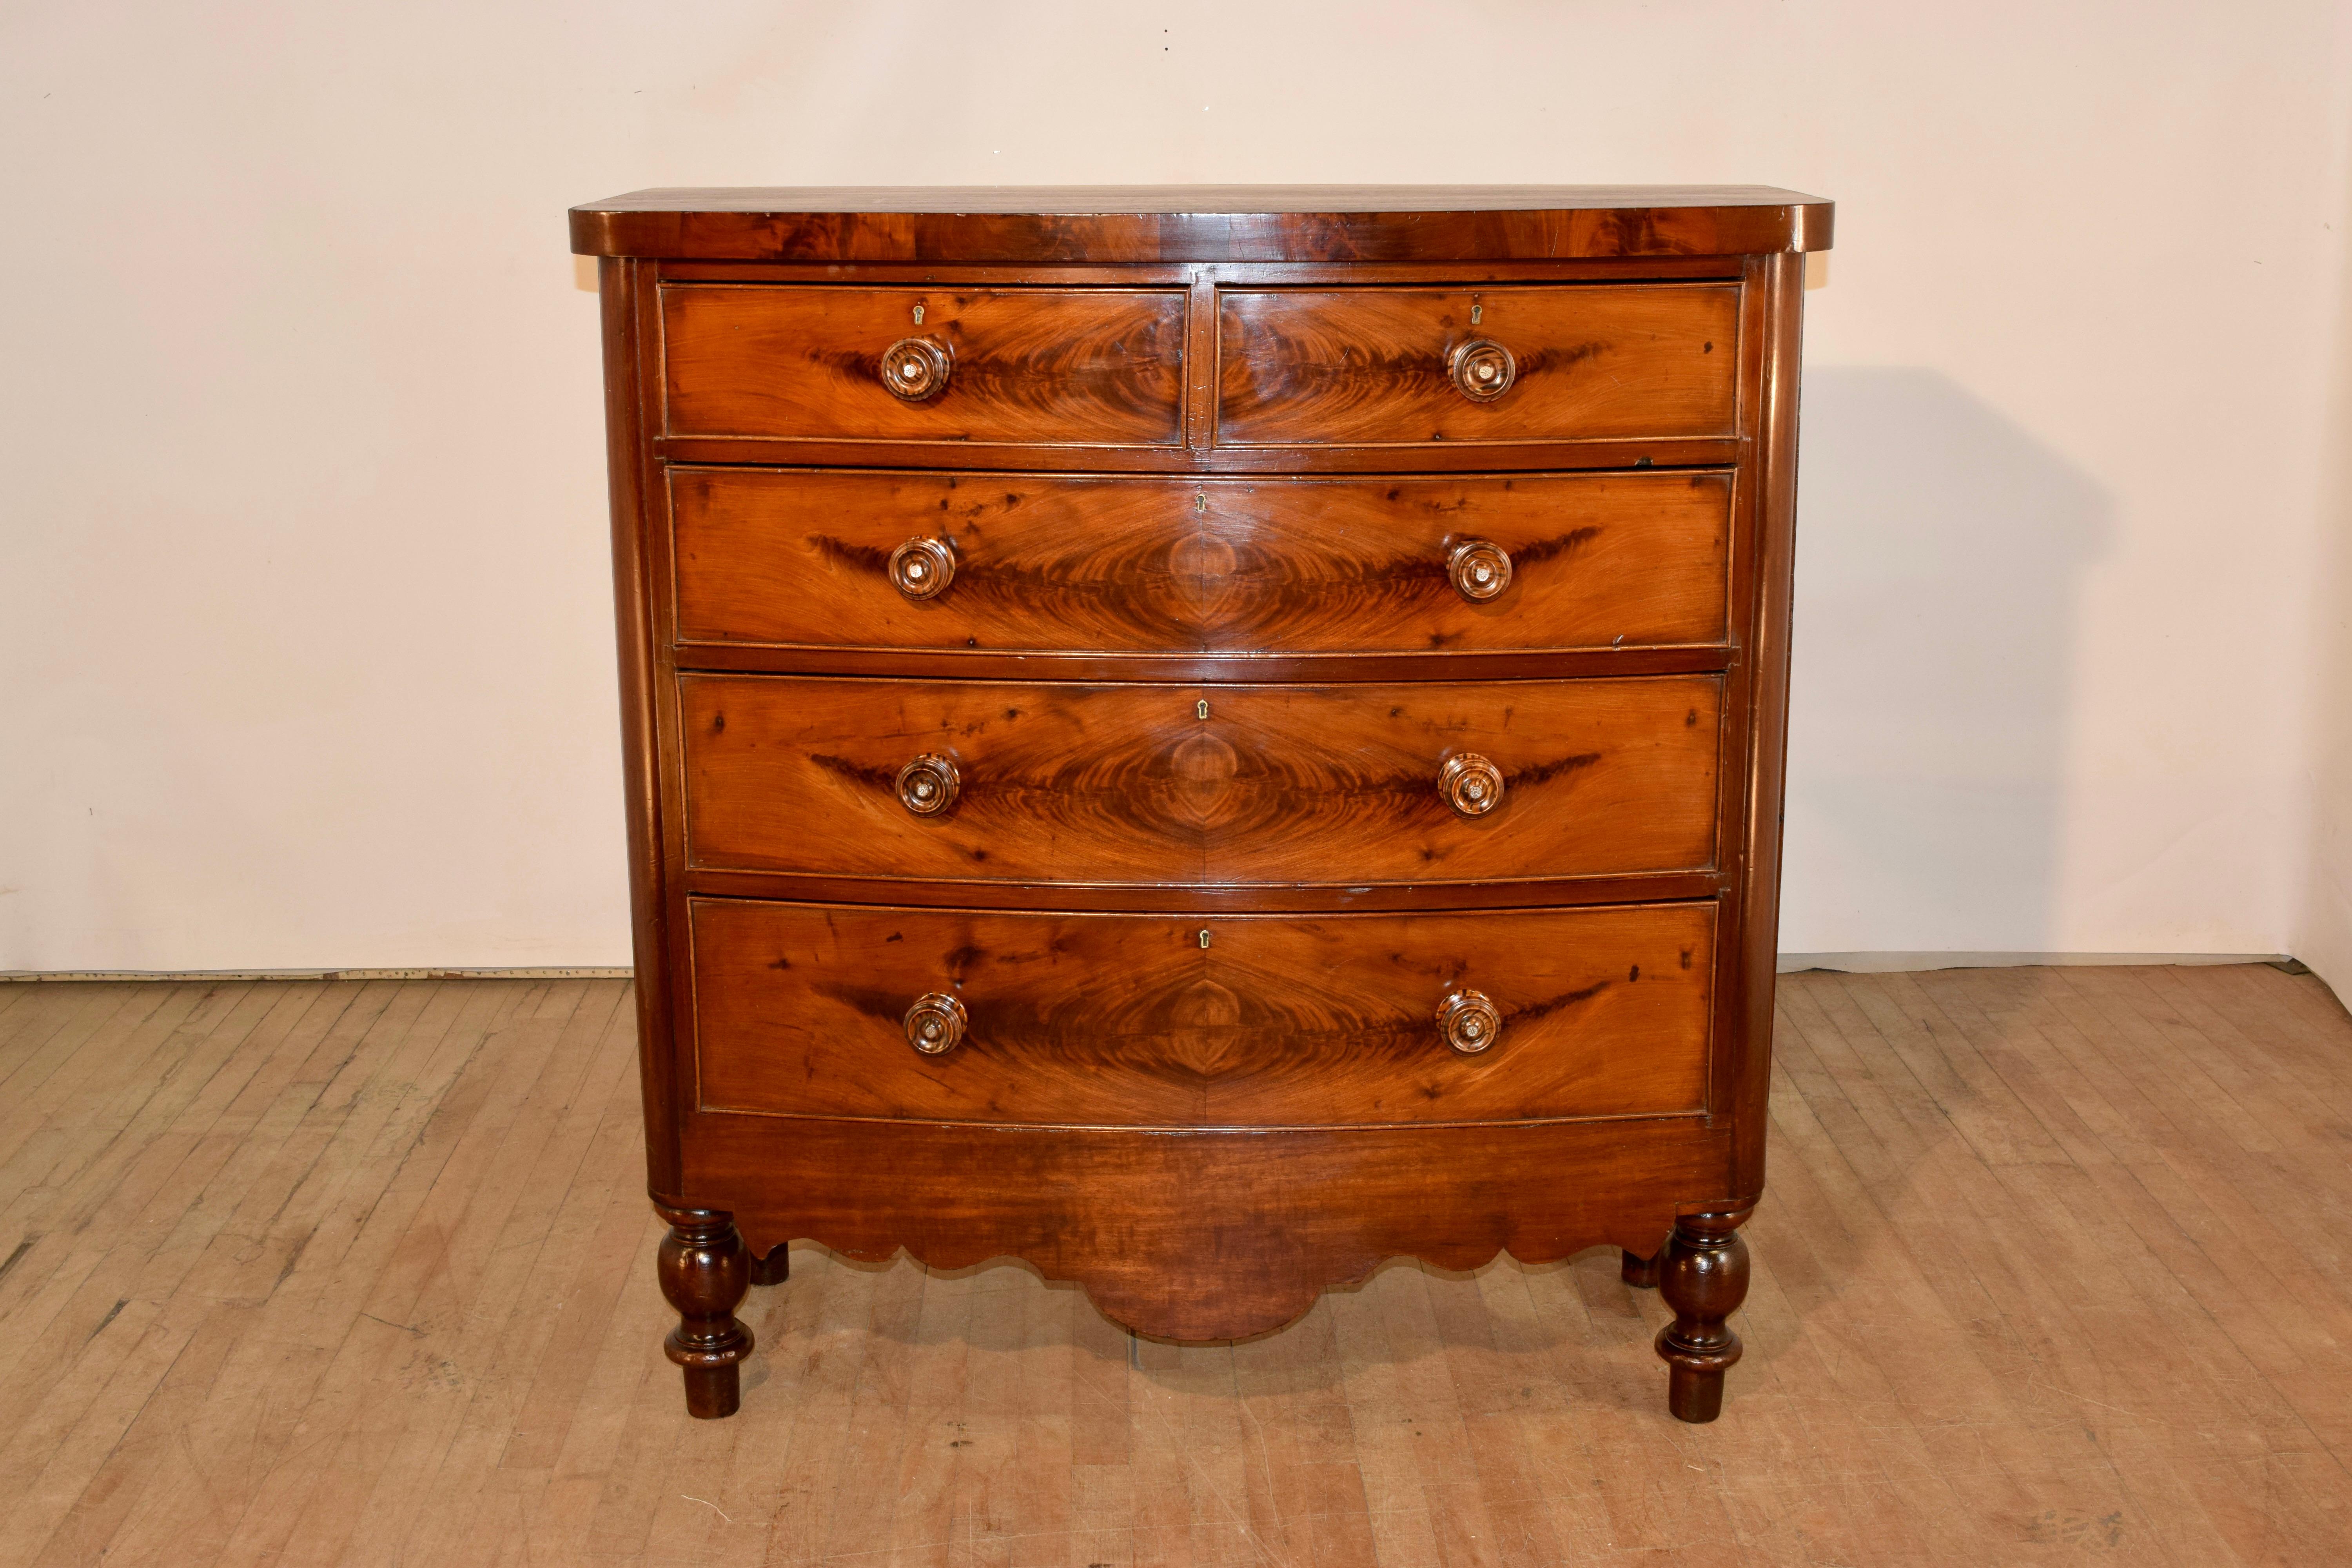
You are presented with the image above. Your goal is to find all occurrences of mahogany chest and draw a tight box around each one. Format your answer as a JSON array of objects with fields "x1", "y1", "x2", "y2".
[{"x1": 570, "y1": 186, "x2": 1831, "y2": 1423}]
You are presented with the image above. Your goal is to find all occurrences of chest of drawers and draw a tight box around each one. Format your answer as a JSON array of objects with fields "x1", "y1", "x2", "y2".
[{"x1": 570, "y1": 185, "x2": 1830, "y2": 1424}]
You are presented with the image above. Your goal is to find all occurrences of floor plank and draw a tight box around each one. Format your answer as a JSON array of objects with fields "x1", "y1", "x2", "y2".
[{"x1": 0, "y1": 965, "x2": 2346, "y2": 1566}]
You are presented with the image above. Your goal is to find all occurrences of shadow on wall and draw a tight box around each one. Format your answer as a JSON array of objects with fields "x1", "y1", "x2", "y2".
[{"x1": 1781, "y1": 368, "x2": 2112, "y2": 955}]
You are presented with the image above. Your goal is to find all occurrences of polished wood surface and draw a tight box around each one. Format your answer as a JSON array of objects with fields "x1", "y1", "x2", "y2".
[
  {"x1": 1216, "y1": 285, "x2": 1740, "y2": 448},
  {"x1": 678, "y1": 673, "x2": 1722, "y2": 886},
  {"x1": 663, "y1": 284, "x2": 1187, "y2": 446},
  {"x1": 5, "y1": 963, "x2": 2347, "y2": 1564},
  {"x1": 587, "y1": 190, "x2": 1827, "y2": 1422},
  {"x1": 670, "y1": 466, "x2": 1734, "y2": 657},
  {"x1": 571, "y1": 183, "x2": 1834, "y2": 261},
  {"x1": 688, "y1": 898, "x2": 1715, "y2": 1129}
]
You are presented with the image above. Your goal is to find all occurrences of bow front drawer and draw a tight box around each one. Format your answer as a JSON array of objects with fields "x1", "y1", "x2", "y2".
[
  {"x1": 670, "y1": 467, "x2": 1732, "y2": 657},
  {"x1": 662, "y1": 284, "x2": 1188, "y2": 447},
  {"x1": 679, "y1": 673, "x2": 1720, "y2": 886},
  {"x1": 688, "y1": 897, "x2": 1715, "y2": 1128},
  {"x1": 1216, "y1": 283, "x2": 1739, "y2": 448}
]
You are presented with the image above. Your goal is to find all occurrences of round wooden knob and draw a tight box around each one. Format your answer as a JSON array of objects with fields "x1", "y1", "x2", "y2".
[
  {"x1": 887, "y1": 536, "x2": 956, "y2": 599},
  {"x1": 904, "y1": 993, "x2": 967, "y2": 1055},
  {"x1": 1438, "y1": 990, "x2": 1502, "y2": 1055},
  {"x1": 1439, "y1": 753, "x2": 1504, "y2": 816},
  {"x1": 1449, "y1": 338, "x2": 1517, "y2": 402},
  {"x1": 881, "y1": 336, "x2": 952, "y2": 400},
  {"x1": 1447, "y1": 539, "x2": 1512, "y2": 601},
  {"x1": 896, "y1": 754, "x2": 960, "y2": 816}
]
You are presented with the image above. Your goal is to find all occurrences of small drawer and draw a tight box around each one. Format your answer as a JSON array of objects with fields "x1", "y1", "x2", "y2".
[
  {"x1": 688, "y1": 898, "x2": 1715, "y2": 1128},
  {"x1": 679, "y1": 673, "x2": 1720, "y2": 885},
  {"x1": 1216, "y1": 283, "x2": 1738, "y2": 447},
  {"x1": 670, "y1": 467, "x2": 1732, "y2": 655},
  {"x1": 664, "y1": 284, "x2": 1188, "y2": 446}
]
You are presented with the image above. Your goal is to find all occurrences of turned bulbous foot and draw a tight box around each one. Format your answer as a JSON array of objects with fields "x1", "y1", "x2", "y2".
[
  {"x1": 656, "y1": 1205, "x2": 754, "y2": 1419},
  {"x1": 1654, "y1": 1209, "x2": 1751, "y2": 1423}
]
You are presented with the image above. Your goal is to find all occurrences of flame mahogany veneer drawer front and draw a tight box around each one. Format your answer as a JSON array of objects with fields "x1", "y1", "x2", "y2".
[
  {"x1": 670, "y1": 467, "x2": 1733, "y2": 656},
  {"x1": 1216, "y1": 283, "x2": 1741, "y2": 448},
  {"x1": 688, "y1": 897, "x2": 1715, "y2": 1129},
  {"x1": 662, "y1": 284, "x2": 1188, "y2": 446},
  {"x1": 678, "y1": 673, "x2": 1721, "y2": 886}
]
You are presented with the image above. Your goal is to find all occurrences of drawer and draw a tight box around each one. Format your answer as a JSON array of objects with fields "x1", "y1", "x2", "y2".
[
  {"x1": 1216, "y1": 283, "x2": 1738, "y2": 447},
  {"x1": 671, "y1": 467, "x2": 1731, "y2": 655},
  {"x1": 688, "y1": 898, "x2": 1715, "y2": 1128},
  {"x1": 662, "y1": 284, "x2": 1187, "y2": 446},
  {"x1": 680, "y1": 674, "x2": 1720, "y2": 884}
]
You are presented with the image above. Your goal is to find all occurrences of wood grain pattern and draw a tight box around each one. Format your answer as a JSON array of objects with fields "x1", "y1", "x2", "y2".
[
  {"x1": 687, "y1": 898, "x2": 1715, "y2": 1129},
  {"x1": 7, "y1": 964, "x2": 2348, "y2": 1562},
  {"x1": 1217, "y1": 284, "x2": 1739, "y2": 447},
  {"x1": 662, "y1": 283, "x2": 1187, "y2": 446},
  {"x1": 590, "y1": 189, "x2": 1828, "y2": 1423},
  {"x1": 569, "y1": 183, "x2": 1836, "y2": 261},
  {"x1": 695, "y1": 1112, "x2": 1718, "y2": 1341},
  {"x1": 670, "y1": 466, "x2": 1733, "y2": 656},
  {"x1": 678, "y1": 673, "x2": 1722, "y2": 886}
]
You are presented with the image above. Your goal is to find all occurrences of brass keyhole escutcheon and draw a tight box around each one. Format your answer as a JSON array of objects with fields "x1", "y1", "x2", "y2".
[{"x1": 1196, "y1": 699, "x2": 1210, "y2": 719}]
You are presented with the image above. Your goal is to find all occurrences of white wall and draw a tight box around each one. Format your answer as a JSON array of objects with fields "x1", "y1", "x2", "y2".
[{"x1": 4, "y1": 1, "x2": 2350, "y2": 979}]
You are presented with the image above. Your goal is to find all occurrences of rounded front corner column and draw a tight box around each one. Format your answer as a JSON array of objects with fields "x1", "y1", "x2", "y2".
[
  {"x1": 655, "y1": 1204, "x2": 753, "y2": 1419},
  {"x1": 1654, "y1": 1209, "x2": 1751, "y2": 1423}
]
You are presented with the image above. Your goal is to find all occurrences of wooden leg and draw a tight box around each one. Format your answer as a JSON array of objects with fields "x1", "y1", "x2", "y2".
[
  {"x1": 749, "y1": 1243, "x2": 790, "y2": 1288},
  {"x1": 655, "y1": 1204, "x2": 753, "y2": 1419},
  {"x1": 1654, "y1": 1209, "x2": 1750, "y2": 1423},
  {"x1": 1620, "y1": 1244, "x2": 1663, "y2": 1289}
]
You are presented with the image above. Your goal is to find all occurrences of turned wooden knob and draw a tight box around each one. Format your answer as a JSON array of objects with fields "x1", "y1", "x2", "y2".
[
  {"x1": 1438, "y1": 989, "x2": 1502, "y2": 1054},
  {"x1": 1449, "y1": 338, "x2": 1517, "y2": 402},
  {"x1": 881, "y1": 336, "x2": 952, "y2": 400},
  {"x1": 1439, "y1": 753, "x2": 1504, "y2": 816},
  {"x1": 904, "y1": 993, "x2": 967, "y2": 1055},
  {"x1": 1447, "y1": 539, "x2": 1512, "y2": 601},
  {"x1": 887, "y1": 535, "x2": 956, "y2": 599},
  {"x1": 896, "y1": 753, "x2": 960, "y2": 816}
]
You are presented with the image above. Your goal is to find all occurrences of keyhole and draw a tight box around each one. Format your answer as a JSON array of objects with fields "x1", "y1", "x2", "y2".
[
  {"x1": 1194, "y1": 491, "x2": 1207, "y2": 514},
  {"x1": 913, "y1": 303, "x2": 925, "y2": 325},
  {"x1": 1196, "y1": 699, "x2": 1210, "y2": 720},
  {"x1": 1471, "y1": 303, "x2": 1483, "y2": 324},
  {"x1": 1198, "y1": 929, "x2": 1212, "y2": 949}
]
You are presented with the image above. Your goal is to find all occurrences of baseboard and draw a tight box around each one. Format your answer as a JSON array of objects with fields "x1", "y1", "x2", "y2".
[
  {"x1": 1779, "y1": 951, "x2": 2297, "y2": 974},
  {"x1": 2, "y1": 967, "x2": 635, "y2": 983}
]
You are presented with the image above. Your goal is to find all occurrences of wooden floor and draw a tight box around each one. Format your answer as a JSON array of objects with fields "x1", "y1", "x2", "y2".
[{"x1": 0, "y1": 965, "x2": 2348, "y2": 1566}]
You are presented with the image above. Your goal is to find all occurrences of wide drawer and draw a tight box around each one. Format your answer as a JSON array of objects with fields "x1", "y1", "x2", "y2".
[
  {"x1": 671, "y1": 467, "x2": 1732, "y2": 655},
  {"x1": 663, "y1": 284, "x2": 1188, "y2": 446},
  {"x1": 1216, "y1": 283, "x2": 1738, "y2": 447},
  {"x1": 688, "y1": 897, "x2": 1715, "y2": 1127},
  {"x1": 679, "y1": 673, "x2": 1720, "y2": 884}
]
